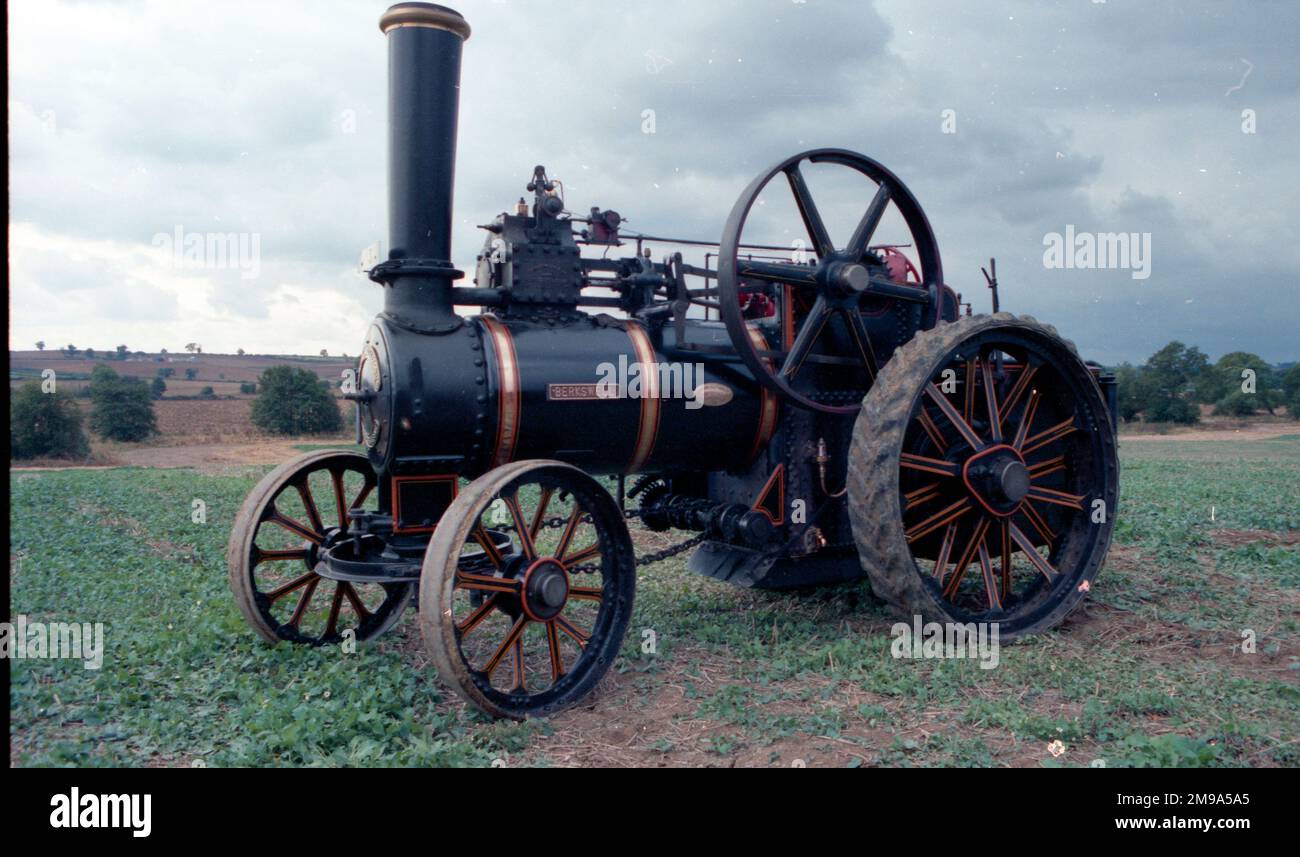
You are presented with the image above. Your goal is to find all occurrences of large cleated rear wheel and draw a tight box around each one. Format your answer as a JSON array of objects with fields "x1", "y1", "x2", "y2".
[
  {"x1": 847, "y1": 313, "x2": 1118, "y2": 639},
  {"x1": 419, "y1": 460, "x2": 636, "y2": 720}
]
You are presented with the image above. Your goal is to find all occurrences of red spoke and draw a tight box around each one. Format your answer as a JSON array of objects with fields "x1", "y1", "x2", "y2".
[
  {"x1": 554, "y1": 506, "x2": 584, "y2": 561},
  {"x1": 473, "y1": 523, "x2": 505, "y2": 569},
  {"x1": 350, "y1": 479, "x2": 374, "y2": 512},
  {"x1": 1028, "y1": 455, "x2": 1067, "y2": 480},
  {"x1": 504, "y1": 493, "x2": 535, "y2": 560},
  {"x1": 900, "y1": 453, "x2": 959, "y2": 478},
  {"x1": 942, "y1": 516, "x2": 990, "y2": 601},
  {"x1": 254, "y1": 547, "x2": 310, "y2": 567},
  {"x1": 562, "y1": 543, "x2": 601, "y2": 566},
  {"x1": 267, "y1": 571, "x2": 316, "y2": 602},
  {"x1": 568, "y1": 585, "x2": 603, "y2": 603},
  {"x1": 981, "y1": 359, "x2": 1002, "y2": 442},
  {"x1": 456, "y1": 570, "x2": 520, "y2": 595},
  {"x1": 1021, "y1": 415, "x2": 1078, "y2": 456},
  {"x1": 917, "y1": 407, "x2": 948, "y2": 453},
  {"x1": 1027, "y1": 486, "x2": 1085, "y2": 510},
  {"x1": 904, "y1": 481, "x2": 944, "y2": 511},
  {"x1": 331, "y1": 470, "x2": 349, "y2": 530},
  {"x1": 977, "y1": 539, "x2": 1001, "y2": 610},
  {"x1": 529, "y1": 488, "x2": 554, "y2": 540},
  {"x1": 925, "y1": 384, "x2": 984, "y2": 449},
  {"x1": 933, "y1": 521, "x2": 959, "y2": 583},
  {"x1": 265, "y1": 508, "x2": 323, "y2": 545},
  {"x1": 1021, "y1": 501, "x2": 1057, "y2": 545},
  {"x1": 510, "y1": 639, "x2": 526, "y2": 692},
  {"x1": 963, "y1": 358, "x2": 977, "y2": 425},
  {"x1": 456, "y1": 593, "x2": 500, "y2": 635},
  {"x1": 546, "y1": 621, "x2": 565, "y2": 681},
  {"x1": 906, "y1": 497, "x2": 972, "y2": 542},
  {"x1": 287, "y1": 576, "x2": 321, "y2": 627},
  {"x1": 483, "y1": 616, "x2": 528, "y2": 678},
  {"x1": 998, "y1": 364, "x2": 1038, "y2": 430},
  {"x1": 554, "y1": 615, "x2": 590, "y2": 649},
  {"x1": 294, "y1": 481, "x2": 324, "y2": 535},
  {"x1": 999, "y1": 521, "x2": 1012, "y2": 597},
  {"x1": 324, "y1": 584, "x2": 345, "y2": 637},
  {"x1": 339, "y1": 582, "x2": 372, "y2": 621},
  {"x1": 1011, "y1": 390, "x2": 1041, "y2": 450},
  {"x1": 1009, "y1": 524, "x2": 1059, "y2": 582}
]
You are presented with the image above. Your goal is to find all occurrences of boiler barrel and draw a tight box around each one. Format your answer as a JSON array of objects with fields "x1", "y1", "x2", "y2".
[{"x1": 475, "y1": 317, "x2": 778, "y2": 476}]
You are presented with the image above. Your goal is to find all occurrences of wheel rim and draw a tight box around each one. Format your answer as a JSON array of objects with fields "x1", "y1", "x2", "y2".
[
  {"x1": 718, "y1": 148, "x2": 944, "y2": 414},
  {"x1": 897, "y1": 330, "x2": 1115, "y2": 628},
  {"x1": 229, "y1": 451, "x2": 412, "y2": 645},
  {"x1": 422, "y1": 462, "x2": 635, "y2": 719}
]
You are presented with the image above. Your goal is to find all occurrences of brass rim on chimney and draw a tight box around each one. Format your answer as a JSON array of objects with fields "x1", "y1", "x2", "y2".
[{"x1": 379, "y1": 3, "x2": 471, "y2": 40}]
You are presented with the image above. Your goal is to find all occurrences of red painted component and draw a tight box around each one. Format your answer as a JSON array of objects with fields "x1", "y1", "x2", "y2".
[
  {"x1": 739, "y1": 291, "x2": 776, "y2": 319},
  {"x1": 880, "y1": 246, "x2": 920, "y2": 284}
]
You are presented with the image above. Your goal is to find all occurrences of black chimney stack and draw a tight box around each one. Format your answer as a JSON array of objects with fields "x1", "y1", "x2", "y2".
[{"x1": 372, "y1": 3, "x2": 471, "y2": 332}]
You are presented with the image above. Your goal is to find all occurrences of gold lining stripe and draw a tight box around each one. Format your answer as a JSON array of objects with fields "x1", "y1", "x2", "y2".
[
  {"x1": 625, "y1": 322, "x2": 661, "y2": 474},
  {"x1": 745, "y1": 324, "x2": 781, "y2": 464},
  {"x1": 751, "y1": 463, "x2": 786, "y2": 525},
  {"x1": 482, "y1": 315, "x2": 520, "y2": 468}
]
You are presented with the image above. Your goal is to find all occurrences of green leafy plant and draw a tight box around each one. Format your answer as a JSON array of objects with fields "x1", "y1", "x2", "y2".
[
  {"x1": 88, "y1": 364, "x2": 157, "y2": 442},
  {"x1": 9, "y1": 381, "x2": 90, "y2": 459},
  {"x1": 250, "y1": 365, "x2": 342, "y2": 435}
]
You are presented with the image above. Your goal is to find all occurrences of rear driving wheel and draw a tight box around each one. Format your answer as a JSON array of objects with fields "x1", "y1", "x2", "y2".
[
  {"x1": 419, "y1": 460, "x2": 636, "y2": 720},
  {"x1": 847, "y1": 314, "x2": 1118, "y2": 638}
]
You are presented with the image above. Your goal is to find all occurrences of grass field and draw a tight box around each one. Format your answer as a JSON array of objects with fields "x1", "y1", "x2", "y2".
[{"x1": 8, "y1": 435, "x2": 1299, "y2": 767}]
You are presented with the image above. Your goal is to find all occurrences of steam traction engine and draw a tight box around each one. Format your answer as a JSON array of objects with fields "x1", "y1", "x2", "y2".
[{"x1": 228, "y1": 3, "x2": 1119, "y2": 719}]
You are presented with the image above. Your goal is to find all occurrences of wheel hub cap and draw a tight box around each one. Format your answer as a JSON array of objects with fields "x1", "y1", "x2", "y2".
[
  {"x1": 962, "y1": 444, "x2": 1031, "y2": 516},
  {"x1": 521, "y1": 558, "x2": 570, "y2": 622}
]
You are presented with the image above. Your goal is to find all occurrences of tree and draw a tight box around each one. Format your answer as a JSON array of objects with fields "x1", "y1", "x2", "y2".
[
  {"x1": 237, "y1": 348, "x2": 245, "y2": 356},
  {"x1": 250, "y1": 365, "x2": 342, "y2": 435},
  {"x1": 199, "y1": 386, "x2": 215, "y2": 398},
  {"x1": 1202, "y1": 352, "x2": 1280, "y2": 415},
  {"x1": 157, "y1": 367, "x2": 176, "y2": 379},
  {"x1": 185, "y1": 343, "x2": 199, "y2": 353},
  {"x1": 160, "y1": 348, "x2": 168, "y2": 355},
  {"x1": 10, "y1": 381, "x2": 90, "y2": 459},
  {"x1": 320, "y1": 349, "x2": 328, "y2": 357},
  {"x1": 185, "y1": 368, "x2": 198, "y2": 381},
  {"x1": 150, "y1": 376, "x2": 167, "y2": 399},
  {"x1": 1141, "y1": 341, "x2": 1206, "y2": 423},
  {"x1": 88, "y1": 365, "x2": 157, "y2": 442},
  {"x1": 240, "y1": 382, "x2": 257, "y2": 394},
  {"x1": 36, "y1": 341, "x2": 45, "y2": 352},
  {"x1": 63, "y1": 344, "x2": 78, "y2": 358},
  {"x1": 1112, "y1": 363, "x2": 1150, "y2": 423},
  {"x1": 1282, "y1": 365, "x2": 1300, "y2": 420},
  {"x1": 116, "y1": 344, "x2": 129, "y2": 361},
  {"x1": 85, "y1": 348, "x2": 96, "y2": 360}
]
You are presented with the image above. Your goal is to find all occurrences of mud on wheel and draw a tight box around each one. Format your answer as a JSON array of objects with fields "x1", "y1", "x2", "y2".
[
  {"x1": 419, "y1": 460, "x2": 636, "y2": 720},
  {"x1": 228, "y1": 450, "x2": 413, "y2": 645},
  {"x1": 848, "y1": 313, "x2": 1119, "y2": 638}
]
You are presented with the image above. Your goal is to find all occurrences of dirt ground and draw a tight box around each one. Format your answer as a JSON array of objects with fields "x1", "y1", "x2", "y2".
[{"x1": 1120, "y1": 422, "x2": 1297, "y2": 442}]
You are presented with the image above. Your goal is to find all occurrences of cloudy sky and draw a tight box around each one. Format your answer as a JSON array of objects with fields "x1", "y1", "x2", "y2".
[{"x1": 8, "y1": 0, "x2": 1299, "y2": 364}]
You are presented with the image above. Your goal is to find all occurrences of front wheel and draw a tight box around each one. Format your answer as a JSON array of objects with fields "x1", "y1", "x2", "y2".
[
  {"x1": 228, "y1": 450, "x2": 413, "y2": 645},
  {"x1": 419, "y1": 460, "x2": 636, "y2": 720},
  {"x1": 847, "y1": 314, "x2": 1119, "y2": 638}
]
